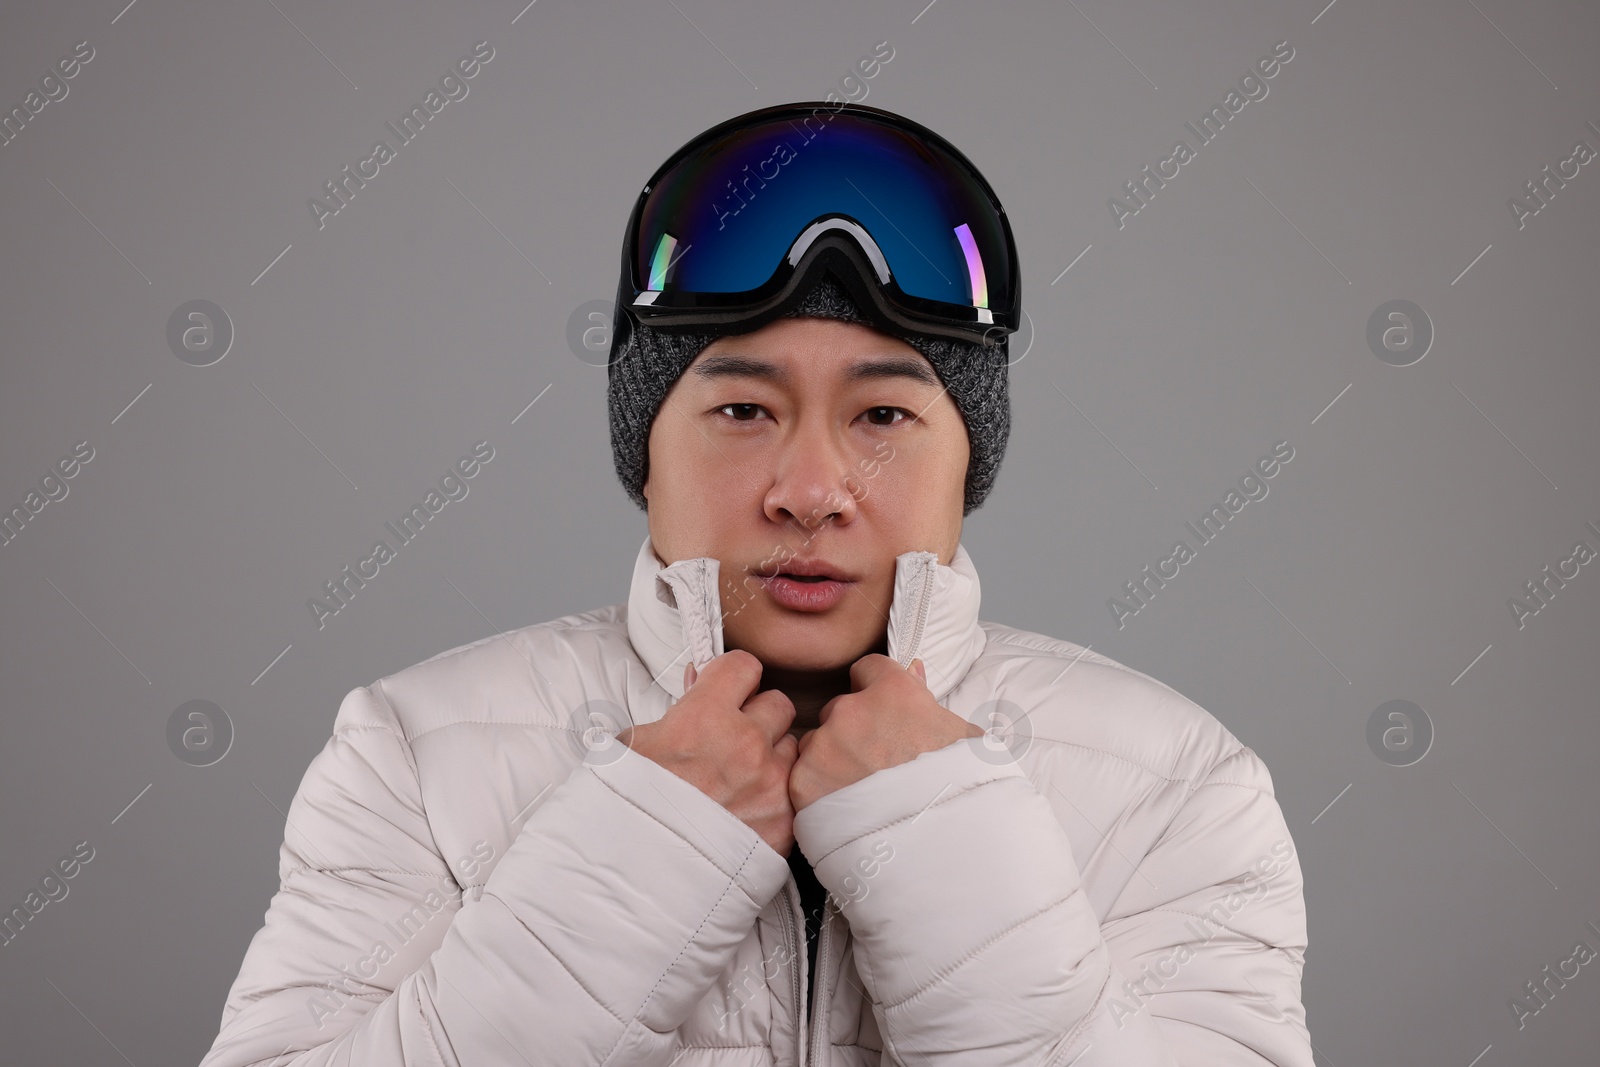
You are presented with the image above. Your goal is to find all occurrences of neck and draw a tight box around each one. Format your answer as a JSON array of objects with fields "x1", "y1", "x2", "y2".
[
  {"x1": 763, "y1": 663, "x2": 853, "y2": 735},
  {"x1": 757, "y1": 635, "x2": 888, "y2": 735}
]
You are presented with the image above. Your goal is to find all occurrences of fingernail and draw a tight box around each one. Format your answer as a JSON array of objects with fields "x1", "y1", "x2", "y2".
[{"x1": 684, "y1": 662, "x2": 698, "y2": 689}]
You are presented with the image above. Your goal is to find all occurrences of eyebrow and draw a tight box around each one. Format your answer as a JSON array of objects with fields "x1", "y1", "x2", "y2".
[{"x1": 690, "y1": 353, "x2": 940, "y2": 388}]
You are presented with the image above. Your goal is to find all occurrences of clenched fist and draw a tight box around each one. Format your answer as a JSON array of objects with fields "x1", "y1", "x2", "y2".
[
  {"x1": 788, "y1": 654, "x2": 983, "y2": 812},
  {"x1": 617, "y1": 650, "x2": 800, "y2": 856}
]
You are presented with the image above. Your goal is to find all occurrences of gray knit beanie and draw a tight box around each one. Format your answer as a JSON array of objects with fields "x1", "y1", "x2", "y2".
[{"x1": 607, "y1": 273, "x2": 1010, "y2": 515}]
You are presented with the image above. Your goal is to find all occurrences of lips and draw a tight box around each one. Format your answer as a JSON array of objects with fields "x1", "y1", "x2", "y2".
[
  {"x1": 765, "y1": 558, "x2": 854, "y2": 582},
  {"x1": 753, "y1": 558, "x2": 855, "y2": 611}
]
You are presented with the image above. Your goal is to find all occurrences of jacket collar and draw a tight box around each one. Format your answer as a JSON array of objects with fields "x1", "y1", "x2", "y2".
[{"x1": 624, "y1": 535, "x2": 986, "y2": 720}]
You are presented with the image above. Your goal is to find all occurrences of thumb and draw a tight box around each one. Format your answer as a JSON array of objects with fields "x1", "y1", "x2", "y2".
[
  {"x1": 910, "y1": 657, "x2": 927, "y2": 684},
  {"x1": 773, "y1": 731, "x2": 800, "y2": 769},
  {"x1": 684, "y1": 661, "x2": 698, "y2": 690}
]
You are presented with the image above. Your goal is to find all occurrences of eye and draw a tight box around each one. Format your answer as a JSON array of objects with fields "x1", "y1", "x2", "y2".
[
  {"x1": 861, "y1": 406, "x2": 910, "y2": 426},
  {"x1": 715, "y1": 403, "x2": 766, "y2": 421}
]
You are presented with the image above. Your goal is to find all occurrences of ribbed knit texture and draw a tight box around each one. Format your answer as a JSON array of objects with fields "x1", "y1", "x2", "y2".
[{"x1": 607, "y1": 274, "x2": 1010, "y2": 514}]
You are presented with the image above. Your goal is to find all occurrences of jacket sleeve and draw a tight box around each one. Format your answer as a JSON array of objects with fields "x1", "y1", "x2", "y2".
[
  {"x1": 199, "y1": 683, "x2": 791, "y2": 1067},
  {"x1": 791, "y1": 739, "x2": 1312, "y2": 1067}
]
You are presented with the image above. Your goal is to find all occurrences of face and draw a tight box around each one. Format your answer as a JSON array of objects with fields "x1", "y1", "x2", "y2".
[{"x1": 643, "y1": 315, "x2": 969, "y2": 672}]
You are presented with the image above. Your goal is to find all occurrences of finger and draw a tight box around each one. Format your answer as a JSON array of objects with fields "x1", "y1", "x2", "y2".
[
  {"x1": 741, "y1": 687, "x2": 797, "y2": 747},
  {"x1": 683, "y1": 660, "x2": 698, "y2": 691},
  {"x1": 816, "y1": 693, "x2": 842, "y2": 729},
  {"x1": 773, "y1": 731, "x2": 799, "y2": 769},
  {"x1": 795, "y1": 728, "x2": 818, "y2": 756},
  {"x1": 848, "y1": 652, "x2": 899, "y2": 692},
  {"x1": 695, "y1": 648, "x2": 764, "y2": 704},
  {"x1": 909, "y1": 657, "x2": 927, "y2": 685}
]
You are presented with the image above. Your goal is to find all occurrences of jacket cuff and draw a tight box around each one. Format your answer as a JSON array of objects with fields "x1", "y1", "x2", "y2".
[
  {"x1": 792, "y1": 737, "x2": 1027, "y2": 861},
  {"x1": 589, "y1": 744, "x2": 793, "y2": 900},
  {"x1": 792, "y1": 740, "x2": 1109, "y2": 1020},
  {"x1": 477, "y1": 744, "x2": 791, "y2": 1034}
]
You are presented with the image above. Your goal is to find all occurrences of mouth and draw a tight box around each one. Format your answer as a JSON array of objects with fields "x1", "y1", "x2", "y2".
[
  {"x1": 753, "y1": 560, "x2": 855, "y2": 612},
  {"x1": 763, "y1": 558, "x2": 855, "y2": 582}
]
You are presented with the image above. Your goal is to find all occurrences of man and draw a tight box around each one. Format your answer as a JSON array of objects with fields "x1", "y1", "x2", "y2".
[{"x1": 201, "y1": 102, "x2": 1311, "y2": 1066}]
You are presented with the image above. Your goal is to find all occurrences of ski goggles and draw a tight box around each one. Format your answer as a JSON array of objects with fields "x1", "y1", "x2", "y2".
[{"x1": 613, "y1": 101, "x2": 1021, "y2": 348}]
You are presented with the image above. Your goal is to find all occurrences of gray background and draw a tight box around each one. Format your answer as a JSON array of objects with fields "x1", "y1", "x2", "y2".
[{"x1": 1, "y1": 0, "x2": 1596, "y2": 1062}]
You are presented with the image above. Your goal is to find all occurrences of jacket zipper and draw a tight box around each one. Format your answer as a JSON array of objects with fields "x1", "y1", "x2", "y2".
[
  {"x1": 778, "y1": 883, "x2": 806, "y2": 1066},
  {"x1": 807, "y1": 898, "x2": 834, "y2": 1067},
  {"x1": 901, "y1": 555, "x2": 937, "y2": 667}
]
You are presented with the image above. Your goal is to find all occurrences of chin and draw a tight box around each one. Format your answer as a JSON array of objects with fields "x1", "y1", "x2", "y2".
[{"x1": 729, "y1": 607, "x2": 878, "y2": 672}]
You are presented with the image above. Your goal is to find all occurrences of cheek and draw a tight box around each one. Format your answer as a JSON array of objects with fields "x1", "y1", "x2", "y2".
[
  {"x1": 647, "y1": 418, "x2": 728, "y2": 502},
  {"x1": 947, "y1": 435, "x2": 972, "y2": 495},
  {"x1": 894, "y1": 408, "x2": 970, "y2": 492},
  {"x1": 863, "y1": 437, "x2": 966, "y2": 513},
  {"x1": 860, "y1": 436, "x2": 966, "y2": 560},
  {"x1": 852, "y1": 571, "x2": 896, "y2": 624},
  {"x1": 647, "y1": 438, "x2": 777, "y2": 556}
]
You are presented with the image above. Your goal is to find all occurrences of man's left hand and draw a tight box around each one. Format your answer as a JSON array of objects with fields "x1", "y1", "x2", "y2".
[{"x1": 789, "y1": 654, "x2": 984, "y2": 812}]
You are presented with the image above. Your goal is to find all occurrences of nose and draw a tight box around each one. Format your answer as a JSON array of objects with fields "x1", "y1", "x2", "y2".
[{"x1": 761, "y1": 420, "x2": 860, "y2": 536}]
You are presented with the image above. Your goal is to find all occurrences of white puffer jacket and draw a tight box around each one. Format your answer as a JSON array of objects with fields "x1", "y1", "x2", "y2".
[{"x1": 200, "y1": 537, "x2": 1312, "y2": 1067}]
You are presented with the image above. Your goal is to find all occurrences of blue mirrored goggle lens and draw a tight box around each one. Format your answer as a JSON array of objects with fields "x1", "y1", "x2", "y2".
[{"x1": 633, "y1": 112, "x2": 1011, "y2": 311}]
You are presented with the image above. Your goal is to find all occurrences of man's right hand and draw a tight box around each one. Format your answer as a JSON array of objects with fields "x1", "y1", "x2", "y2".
[{"x1": 616, "y1": 650, "x2": 799, "y2": 857}]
